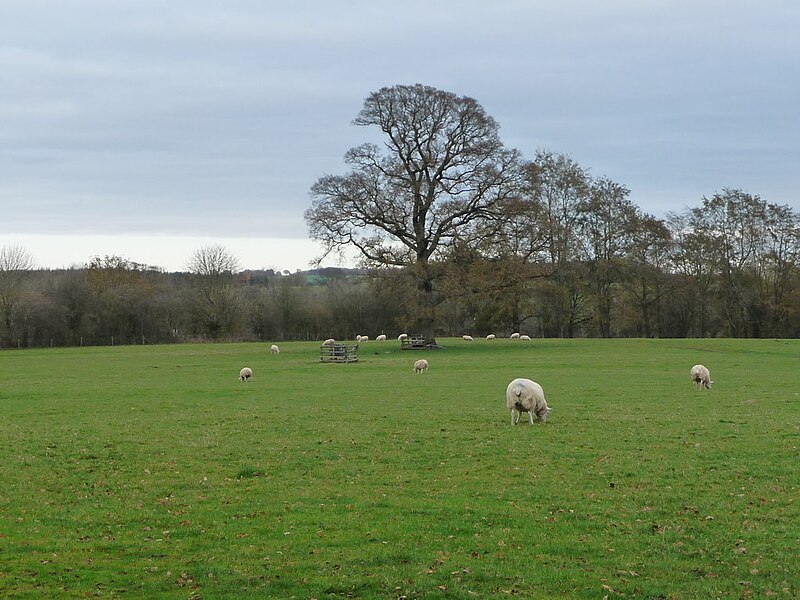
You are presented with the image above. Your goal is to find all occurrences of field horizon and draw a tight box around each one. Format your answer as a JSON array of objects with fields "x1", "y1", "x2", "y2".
[{"x1": 1, "y1": 338, "x2": 797, "y2": 599}]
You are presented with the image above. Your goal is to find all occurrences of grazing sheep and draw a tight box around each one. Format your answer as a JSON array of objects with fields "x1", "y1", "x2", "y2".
[
  {"x1": 376, "y1": 334, "x2": 387, "y2": 342},
  {"x1": 519, "y1": 334, "x2": 531, "y2": 341},
  {"x1": 270, "y1": 344, "x2": 280, "y2": 354},
  {"x1": 690, "y1": 364, "x2": 713, "y2": 389},
  {"x1": 462, "y1": 335, "x2": 474, "y2": 341},
  {"x1": 505, "y1": 378, "x2": 552, "y2": 425},
  {"x1": 398, "y1": 333, "x2": 409, "y2": 341},
  {"x1": 414, "y1": 359, "x2": 429, "y2": 373},
  {"x1": 510, "y1": 332, "x2": 521, "y2": 339},
  {"x1": 486, "y1": 334, "x2": 496, "y2": 340},
  {"x1": 357, "y1": 335, "x2": 369, "y2": 342},
  {"x1": 239, "y1": 367, "x2": 253, "y2": 382},
  {"x1": 322, "y1": 338, "x2": 335, "y2": 346}
]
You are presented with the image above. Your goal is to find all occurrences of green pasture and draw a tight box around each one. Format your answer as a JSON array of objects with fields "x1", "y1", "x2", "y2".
[{"x1": 1, "y1": 338, "x2": 798, "y2": 599}]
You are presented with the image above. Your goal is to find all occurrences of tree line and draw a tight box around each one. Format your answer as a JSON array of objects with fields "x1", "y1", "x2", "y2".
[
  {"x1": 2, "y1": 84, "x2": 798, "y2": 347},
  {"x1": 2, "y1": 183, "x2": 799, "y2": 350}
]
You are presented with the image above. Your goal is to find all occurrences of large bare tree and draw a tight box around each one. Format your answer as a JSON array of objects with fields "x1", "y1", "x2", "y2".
[{"x1": 306, "y1": 84, "x2": 522, "y2": 337}]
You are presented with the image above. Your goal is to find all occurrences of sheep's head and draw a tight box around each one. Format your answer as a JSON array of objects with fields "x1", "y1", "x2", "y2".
[
  {"x1": 706, "y1": 380, "x2": 714, "y2": 389},
  {"x1": 539, "y1": 407, "x2": 552, "y2": 422}
]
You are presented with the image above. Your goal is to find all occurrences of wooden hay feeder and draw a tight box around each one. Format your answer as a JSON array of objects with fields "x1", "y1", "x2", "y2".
[{"x1": 320, "y1": 342, "x2": 359, "y2": 363}]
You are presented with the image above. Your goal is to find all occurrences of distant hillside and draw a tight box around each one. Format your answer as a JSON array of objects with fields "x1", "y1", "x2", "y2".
[{"x1": 301, "y1": 266, "x2": 368, "y2": 283}]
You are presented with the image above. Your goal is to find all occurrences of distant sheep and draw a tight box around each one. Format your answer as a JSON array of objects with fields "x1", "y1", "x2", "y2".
[
  {"x1": 519, "y1": 335, "x2": 531, "y2": 341},
  {"x1": 376, "y1": 334, "x2": 387, "y2": 342},
  {"x1": 486, "y1": 334, "x2": 496, "y2": 340},
  {"x1": 398, "y1": 333, "x2": 409, "y2": 341},
  {"x1": 356, "y1": 335, "x2": 369, "y2": 342},
  {"x1": 414, "y1": 359, "x2": 429, "y2": 373},
  {"x1": 270, "y1": 344, "x2": 280, "y2": 354},
  {"x1": 510, "y1": 332, "x2": 521, "y2": 339},
  {"x1": 462, "y1": 335, "x2": 474, "y2": 341},
  {"x1": 690, "y1": 364, "x2": 713, "y2": 389},
  {"x1": 505, "y1": 378, "x2": 552, "y2": 425},
  {"x1": 322, "y1": 338, "x2": 335, "y2": 346},
  {"x1": 239, "y1": 367, "x2": 253, "y2": 382}
]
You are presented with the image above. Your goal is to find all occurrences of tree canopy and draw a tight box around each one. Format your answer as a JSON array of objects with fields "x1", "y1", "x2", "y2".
[{"x1": 306, "y1": 84, "x2": 522, "y2": 269}]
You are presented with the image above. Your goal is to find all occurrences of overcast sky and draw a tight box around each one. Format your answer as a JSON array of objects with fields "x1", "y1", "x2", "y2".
[{"x1": 2, "y1": 0, "x2": 798, "y2": 271}]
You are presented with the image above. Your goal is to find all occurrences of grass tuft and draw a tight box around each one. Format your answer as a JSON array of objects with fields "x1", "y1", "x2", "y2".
[{"x1": 235, "y1": 466, "x2": 265, "y2": 479}]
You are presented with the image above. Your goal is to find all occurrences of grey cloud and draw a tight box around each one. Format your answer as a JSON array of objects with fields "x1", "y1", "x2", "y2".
[{"x1": 1, "y1": 0, "x2": 798, "y2": 248}]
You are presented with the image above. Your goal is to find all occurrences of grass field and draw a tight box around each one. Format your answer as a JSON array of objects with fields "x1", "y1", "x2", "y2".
[{"x1": 1, "y1": 338, "x2": 798, "y2": 599}]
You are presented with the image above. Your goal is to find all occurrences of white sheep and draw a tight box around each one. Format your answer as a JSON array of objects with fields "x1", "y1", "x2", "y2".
[
  {"x1": 376, "y1": 334, "x2": 387, "y2": 342},
  {"x1": 270, "y1": 344, "x2": 280, "y2": 354},
  {"x1": 690, "y1": 364, "x2": 713, "y2": 389},
  {"x1": 357, "y1": 335, "x2": 369, "y2": 342},
  {"x1": 519, "y1": 334, "x2": 531, "y2": 341},
  {"x1": 398, "y1": 333, "x2": 409, "y2": 341},
  {"x1": 486, "y1": 334, "x2": 496, "y2": 341},
  {"x1": 239, "y1": 367, "x2": 253, "y2": 382},
  {"x1": 505, "y1": 378, "x2": 552, "y2": 425},
  {"x1": 414, "y1": 359, "x2": 429, "y2": 373},
  {"x1": 462, "y1": 334, "x2": 474, "y2": 342},
  {"x1": 322, "y1": 338, "x2": 335, "y2": 346},
  {"x1": 510, "y1": 332, "x2": 521, "y2": 339}
]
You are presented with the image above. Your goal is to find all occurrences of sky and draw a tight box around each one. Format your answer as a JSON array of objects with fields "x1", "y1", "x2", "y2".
[{"x1": 2, "y1": 0, "x2": 798, "y2": 272}]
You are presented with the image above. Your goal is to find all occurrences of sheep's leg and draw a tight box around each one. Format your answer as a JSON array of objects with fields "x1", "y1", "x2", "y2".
[
  {"x1": 511, "y1": 409, "x2": 518, "y2": 425},
  {"x1": 528, "y1": 411, "x2": 535, "y2": 425}
]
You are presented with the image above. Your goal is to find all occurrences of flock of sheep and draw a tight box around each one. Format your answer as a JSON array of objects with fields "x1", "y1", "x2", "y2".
[
  {"x1": 464, "y1": 333, "x2": 532, "y2": 341},
  {"x1": 237, "y1": 336, "x2": 714, "y2": 426}
]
